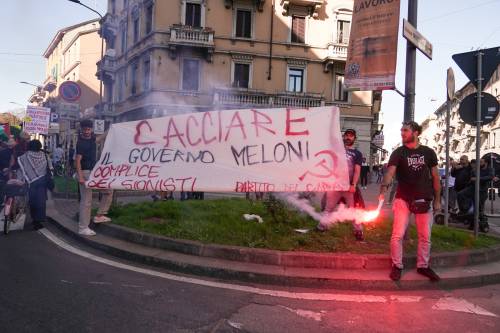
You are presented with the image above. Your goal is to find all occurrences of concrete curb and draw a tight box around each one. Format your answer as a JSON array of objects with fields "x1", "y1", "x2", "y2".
[
  {"x1": 45, "y1": 209, "x2": 500, "y2": 290},
  {"x1": 94, "y1": 222, "x2": 500, "y2": 270}
]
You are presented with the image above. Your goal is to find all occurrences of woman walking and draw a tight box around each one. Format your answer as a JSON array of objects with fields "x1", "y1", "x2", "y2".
[{"x1": 17, "y1": 140, "x2": 52, "y2": 230}]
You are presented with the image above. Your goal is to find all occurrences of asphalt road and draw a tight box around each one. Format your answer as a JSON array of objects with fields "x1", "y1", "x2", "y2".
[{"x1": 1, "y1": 226, "x2": 500, "y2": 333}]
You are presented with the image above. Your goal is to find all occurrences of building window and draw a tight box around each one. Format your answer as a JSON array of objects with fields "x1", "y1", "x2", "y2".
[
  {"x1": 145, "y1": 3, "x2": 153, "y2": 34},
  {"x1": 143, "y1": 59, "x2": 150, "y2": 91},
  {"x1": 111, "y1": 0, "x2": 116, "y2": 14},
  {"x1": 133, "y1": 16, "x2": 139, "y2": 43},
  {"x1": 337, "y1": 20, "x2": 350, "y2": 44},
  {"x1": 185, "y1": 2, "x2": 201, "y2": 27},
  {"x1": 182, "y1": 59, "x2": 200, "y2": 91},
  {"x1": 288, "y1": 68, "x2": 304, "y2": 93},
  {"x1": 123, "y1": 0, "x2": 128, "y2": 9},
  {"x1": 235, "y1": 9, "x2": 252, "y2": 38},
  {"x1": 117, "y1": 71, "x2": 124, "y2": 102},
  {"x1": 334, "y1": 73, "x2": 348, "y2": 102},
  {"x1": 291, "y1": 16, "x2": 305, "y2": 43},
  {"x1": 120, "y1": 23, "x2": 127, "y2": 54},
  {"x1": 131, "y1": 62, "x2": 139, "y2": 95},
  {"x1": 233, "y1": 63, "x2": 250, "y2": 88}
]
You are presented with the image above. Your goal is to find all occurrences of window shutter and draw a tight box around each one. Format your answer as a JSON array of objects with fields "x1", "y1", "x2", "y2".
[
  {"x1": 236, "y1": 10, "x2": 252, "y2": 38},
  {"x1": 234, "y1": 64, "x2": 250, "y2": 88},
  {"x1": 292, "y1": 16, "x2": 305, "y2": 43},
  {"x1": 193, "y1": 3, "x2": 201, "y2": 27}
]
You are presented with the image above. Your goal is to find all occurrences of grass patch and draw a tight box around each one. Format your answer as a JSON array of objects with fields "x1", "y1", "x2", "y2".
[
  {"x1": 54, "y1": 176, "x2": 78, "y2": 193},
  {"x1": 108, "y1": 198, "x2": 500, "y2": 254}
]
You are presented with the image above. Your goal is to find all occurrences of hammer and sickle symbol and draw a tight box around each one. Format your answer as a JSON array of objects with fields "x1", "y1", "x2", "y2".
[{"x1": 298, "y1": 150, "x2": 338, "y2": 181}]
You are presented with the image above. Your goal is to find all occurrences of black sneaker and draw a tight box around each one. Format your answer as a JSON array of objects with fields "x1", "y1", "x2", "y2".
[
  {"x1": 417, "y1": 267, "x2": 440, "y2": 282},
  {"x1": 390, "y1": 265, "x2": 402, "y2": 281},
  {"x1": 354, "y1": 230, "x2": 364, "y2": 241},
  {"x1": 33, "y1": 222, "x2": 43, "y2": 230}
]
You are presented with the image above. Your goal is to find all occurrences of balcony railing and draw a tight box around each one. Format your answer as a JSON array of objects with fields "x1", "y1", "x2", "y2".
[
  {"x1": 169, "y1": 25, "x2": 214, "y2": 46},
  {"x1": 96, "y1": 54, "x2": 116, "y2": 81},
  {"x1": 214, "y1": 89, "x2": 324, "y2": 108}
]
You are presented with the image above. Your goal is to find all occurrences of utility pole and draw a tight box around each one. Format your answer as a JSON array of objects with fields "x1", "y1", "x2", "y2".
[
  {"x1": 474, "y1": 51, "x2": 483, "y2": 237},
  {"x1": 403, "y1": 0, "x2": 418, "y2": 122}
]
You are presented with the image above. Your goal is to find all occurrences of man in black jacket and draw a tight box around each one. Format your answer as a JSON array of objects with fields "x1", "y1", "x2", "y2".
[
  {"x1": 451, "y1": 155, "x2": 471, "y2": 193},
  {"x1": 457, "y1": 158, "x2": 493, "y2": 215}
]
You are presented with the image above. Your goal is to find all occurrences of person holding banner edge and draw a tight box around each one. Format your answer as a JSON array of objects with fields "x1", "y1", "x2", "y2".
[
  {"x1": 76, "y1": 119, "x2": 113, "y2": 236},
  {"x1": 318, "y1": 128, "x2": 365, "y2": 241},
  {"x1": 379, "y1": 121, "x2": 441, "y2": 282}
]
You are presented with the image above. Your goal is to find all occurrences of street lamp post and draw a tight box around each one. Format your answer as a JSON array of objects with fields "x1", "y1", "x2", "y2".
[{"x1": 67, "y1": 0, "x2": 104, "y2": 119}]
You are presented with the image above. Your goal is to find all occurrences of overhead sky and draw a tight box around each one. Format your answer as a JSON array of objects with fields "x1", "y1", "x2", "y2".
[{"x1": 0, "y1": 0, "x2": 499, "y2": 151}]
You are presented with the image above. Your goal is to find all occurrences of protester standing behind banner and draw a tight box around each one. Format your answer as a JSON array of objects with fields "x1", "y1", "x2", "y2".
[
  {"x1": 76, "y1": 119, "x2": 112, "y2": 236},
  {"x1": 318, "y1": 129, "x2": 364, "y2": 241},
  {"x1": 379, "y1": 121, "x2": 441, "y2": 282},
  {"x1": 344, "y1": 0, "x2": 401, "y2": 91}
]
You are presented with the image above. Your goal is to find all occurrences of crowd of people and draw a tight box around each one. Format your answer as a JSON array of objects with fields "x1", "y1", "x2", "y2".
[{"x1": 4, "y1": 117, "x2": 498, "y2": 282}]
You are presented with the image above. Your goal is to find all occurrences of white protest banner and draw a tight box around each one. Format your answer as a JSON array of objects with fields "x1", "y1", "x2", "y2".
[
  {"x1": 87, "y1": 107, "x2": 349, "y2": 192},
  {"x1": 24, "y1": 106, "x2": 51, "y2": 135}
]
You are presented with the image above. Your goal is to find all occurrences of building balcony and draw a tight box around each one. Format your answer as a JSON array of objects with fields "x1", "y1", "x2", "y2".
[
  {"x1": 43, "y1": 76, "x2": 57, "y2": 93},
  {"x1": 323, "y1": 43, "x2": 348, "y2": 72},
  {"x1": 96, "y1": 54, "x2": 116, "y2": 81},
  {"x1": 282, "y1": 0, "x2": 324, "y2": 18},
  {"x1": 169, "y1": 25, "x2": 215, "y2": 62},
  {"x1": 100, "y1": 13, "x2": 119, "y2": 41},
  {"x1": 214, "y1": 88, "x2": 324, "y2": 108}
]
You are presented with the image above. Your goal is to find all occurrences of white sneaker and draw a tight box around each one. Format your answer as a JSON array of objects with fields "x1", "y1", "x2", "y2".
[
  {"x1": 93, "y1": 215, "x2": 112, "y2": 223},
  {"x1": 78, "y1": 228, "x2": 96, "y2": 236}
]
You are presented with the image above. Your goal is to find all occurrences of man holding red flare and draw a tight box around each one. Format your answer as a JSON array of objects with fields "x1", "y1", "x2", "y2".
[{"x1": 379, "y1": 121, "x2": 442, "y2": 282}]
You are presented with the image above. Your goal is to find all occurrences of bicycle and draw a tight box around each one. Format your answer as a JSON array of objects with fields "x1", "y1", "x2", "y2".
[{"x1": 1, "y1": 178, "x2": 28, "y2": 235}]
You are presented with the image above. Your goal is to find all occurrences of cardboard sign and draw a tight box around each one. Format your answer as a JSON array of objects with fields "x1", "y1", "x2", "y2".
[
  {"x1": 86, "y1": 107, "x2": 350, "y2": 192},
  {"x1": 24, "y1": 106, "x2": 51, "y2": 135}
]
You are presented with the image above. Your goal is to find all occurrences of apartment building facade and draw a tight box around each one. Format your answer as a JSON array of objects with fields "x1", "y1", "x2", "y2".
[
  {"x1": 421, "y1": 65, "x2": 500, "y2": 164},
  {"x1": 98, "y1": 0, "x2": 382, "y2": 160},
  {"x1": 29, "y1": 19, "x2": 103, "y2": 148}
]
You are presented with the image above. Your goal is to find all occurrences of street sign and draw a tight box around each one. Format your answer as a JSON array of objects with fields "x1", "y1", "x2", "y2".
[
  {"x1": 50, "y1": 112, "x2": 59, "y2": 123},
  {"x1": 402, "y1": 19, "x2": 433, "y2": 60},
  {"x1": 446, "y1": 67, "x2": 455, "y2": 101},
  {"x1": 458, "y1": 93, "x2": 500, "y2": 126},
  {"x1": 452, "y1": 46, "x2": 500, "y2": 89},
  {"x1": 49, "y1": 122, "x2": 60, "y2": 134},
  {"x1": 94, "y1": 119, "x2": 105, "y2": 134},
  {"x1": 59, "y1": 81, "x2": 81, "y2": 102}
]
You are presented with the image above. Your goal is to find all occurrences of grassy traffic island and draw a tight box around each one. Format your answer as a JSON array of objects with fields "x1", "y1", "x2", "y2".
[{"x1": 107, "y1": 198, "x2": 500, "y2": 254}]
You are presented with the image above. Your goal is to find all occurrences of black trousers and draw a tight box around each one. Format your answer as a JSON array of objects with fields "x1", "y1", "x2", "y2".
[{"x1": 360, "y1": 172, "x2": 368, "y2": 187}]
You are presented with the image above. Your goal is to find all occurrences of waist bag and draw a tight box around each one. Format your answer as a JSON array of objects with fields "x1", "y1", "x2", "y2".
[{"x1": 408, "y1": 199, "x2": 431, "y2": 214}]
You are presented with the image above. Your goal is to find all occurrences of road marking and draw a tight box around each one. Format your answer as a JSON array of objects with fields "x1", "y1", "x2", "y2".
[
  {"x1": 280, "y1": 306, "x2": 324, "y2": 322},
  {"x1": 389, "y1": 295, "x2": 423, "y2": 302},
  {"x1": 121, "y1": 284, "x2": 143, "y2": 288},
  {"x1": 432, "y1": 297, "x2": 498, "y2": 317},
  {"x1": 39, "y1": 229, "x2": 472, "y2": 307},
  {"x1": 89, "y1": 281, "x2": 112, "y2": 285}
]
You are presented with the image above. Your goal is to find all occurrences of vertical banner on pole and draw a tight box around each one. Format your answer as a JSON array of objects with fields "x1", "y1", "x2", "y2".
[{"x1": 344, "y1": 0, "x2": 401, "y2": 91}]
